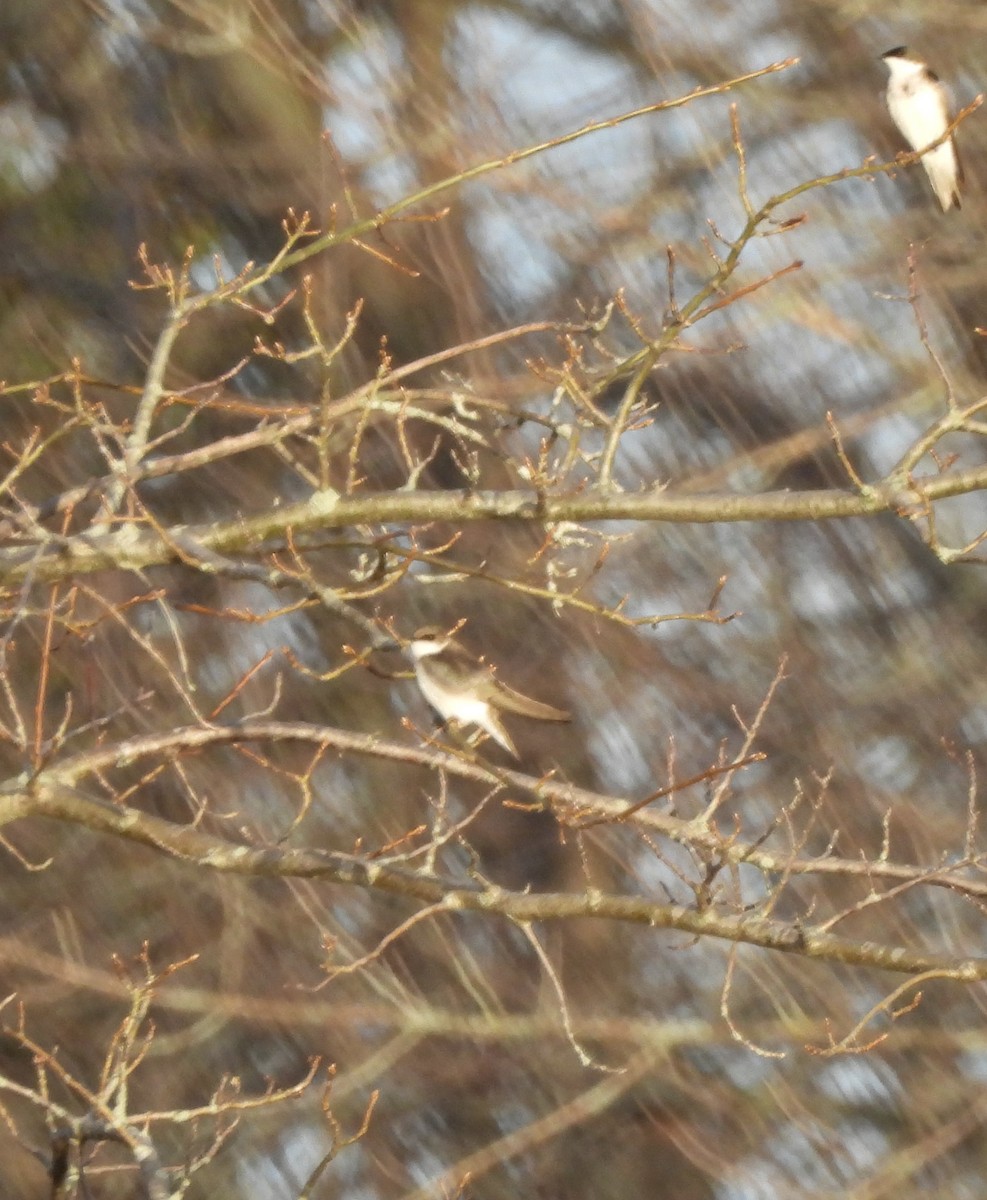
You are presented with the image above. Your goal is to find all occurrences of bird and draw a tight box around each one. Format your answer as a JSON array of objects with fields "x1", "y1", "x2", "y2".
[
  {"x1": 404, "y1": 626, "x2": 570, "y2": 758},
  {"x1": 881, "y1": 46, "x2": 963, "y2": 212}
]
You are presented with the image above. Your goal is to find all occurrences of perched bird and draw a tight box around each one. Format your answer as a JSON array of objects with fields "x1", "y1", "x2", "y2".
[
  {"x1": 405, "y1": 626, "x2": 570, "y2": 757},
  {"x1": 881, "y1": 46, "x2": 963, "y2": 212}
]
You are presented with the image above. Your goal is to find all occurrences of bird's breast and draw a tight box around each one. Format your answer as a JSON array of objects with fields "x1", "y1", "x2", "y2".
[{"x1": 416, "y1": 669, "x2": 490, "y2": 724}]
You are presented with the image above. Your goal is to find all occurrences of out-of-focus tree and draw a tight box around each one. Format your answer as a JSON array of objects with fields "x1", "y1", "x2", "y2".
[{"x1": 1, "y1": 2, "x2": 987, "y2": 1197}]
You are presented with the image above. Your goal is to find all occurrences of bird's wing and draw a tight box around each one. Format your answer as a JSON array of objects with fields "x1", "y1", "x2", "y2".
[
  {"x1": 424, "y1": 657, "x2": 495, "y2": 695},
  {"x1": 489, "y1": 680, "x2": 570, "y2": 722}
]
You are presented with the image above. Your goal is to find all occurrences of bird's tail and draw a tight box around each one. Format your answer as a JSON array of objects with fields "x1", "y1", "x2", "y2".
[
  {"x1": 926, "y1": 142, "x2": 963, "y2": 211},
  {"x1": 482, "y1": 710, "x2": 519, "y2": 758}
]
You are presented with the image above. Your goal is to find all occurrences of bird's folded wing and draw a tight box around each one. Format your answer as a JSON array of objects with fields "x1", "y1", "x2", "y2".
[{"x1": 492, "y1": 682, "x2": 570, "y2": 721}]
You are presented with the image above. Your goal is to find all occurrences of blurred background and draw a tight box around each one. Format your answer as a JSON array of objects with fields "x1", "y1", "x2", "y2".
[{"x1": 1, "y1": 1, "x2": 987, "y2": 1196}]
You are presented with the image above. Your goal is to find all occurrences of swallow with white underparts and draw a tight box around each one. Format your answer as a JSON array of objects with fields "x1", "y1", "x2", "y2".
[
  {"x1": 405, "y1": 626, "x2": 570, "y2": 758},
  {"x1": 881, "y1": 46, "x2": 964, "y2": 211}
]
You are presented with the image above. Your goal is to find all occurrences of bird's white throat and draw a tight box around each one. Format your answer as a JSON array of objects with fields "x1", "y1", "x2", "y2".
[{"x1": 409, "y1": 638, "x2": 447, "y2": 659}]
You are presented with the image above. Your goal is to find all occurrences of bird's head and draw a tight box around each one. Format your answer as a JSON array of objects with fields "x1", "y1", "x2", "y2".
[{"x1": 407, "y1": 626, "x2": 453, "y2": 660}]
